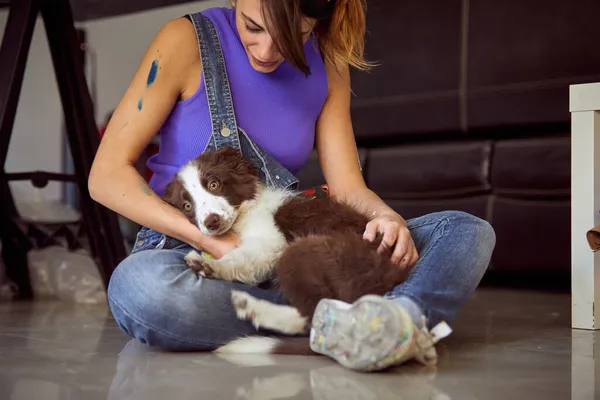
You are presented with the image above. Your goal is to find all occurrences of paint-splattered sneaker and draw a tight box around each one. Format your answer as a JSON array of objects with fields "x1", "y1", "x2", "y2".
[{"x1": 309, "y1": 295, "x2": 452, "y2": 372}]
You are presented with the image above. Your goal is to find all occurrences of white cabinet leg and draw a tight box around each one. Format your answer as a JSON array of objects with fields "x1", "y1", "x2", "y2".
[{"x1": 571, "y1": 110, "x2": 600, "y2": 330}]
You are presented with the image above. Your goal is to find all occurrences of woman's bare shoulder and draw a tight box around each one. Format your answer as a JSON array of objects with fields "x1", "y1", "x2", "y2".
[
  {"x1": 149, "y1": 17, "x2": 201, "y2": 99},
  {"x1": 153, "y1": 17, "x2": 200, "y2": 66}
]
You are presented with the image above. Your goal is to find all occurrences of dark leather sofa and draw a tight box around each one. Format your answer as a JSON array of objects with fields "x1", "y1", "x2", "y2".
[{"x1": 296, "y1": 0, "x2": 600, "y2": 279}]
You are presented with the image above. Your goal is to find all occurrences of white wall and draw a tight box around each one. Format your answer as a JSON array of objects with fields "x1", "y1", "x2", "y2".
[
  {"x1": 0, "y1": 1, "x2": 224, "y2": 202},
  {"x1": 0, "y1": 11, "x2": 64, "y2": 201}
]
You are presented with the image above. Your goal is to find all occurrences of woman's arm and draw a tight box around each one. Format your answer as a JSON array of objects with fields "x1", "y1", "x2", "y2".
[
  {"x1": 315, "y1": 60, "x2": 418, "y2": 268},
  {"x1": 88, "y1": 18, "x2": 237, "y2": 258}
]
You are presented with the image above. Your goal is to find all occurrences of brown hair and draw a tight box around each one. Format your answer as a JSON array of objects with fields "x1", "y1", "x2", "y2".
[{"x1": 260, "y1": 0, "x2": 374, "y2": 76}]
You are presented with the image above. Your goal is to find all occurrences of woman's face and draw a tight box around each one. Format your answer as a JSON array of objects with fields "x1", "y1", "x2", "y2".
[{"x1": 232, "y1": 0, "x2": 316, "y2": 73}]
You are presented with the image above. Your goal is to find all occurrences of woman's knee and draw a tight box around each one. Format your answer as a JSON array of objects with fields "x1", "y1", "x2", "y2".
[
  {"x1": 444, "y1": 211, "x2": 496, "y2": 281},
  {"x1": 439, "y1": 210, "x2": 496, "y2": 252},
  {"x1": 464, "y1": 211, "x2": 494, "y2": 241},
  {"x1": 107, "y1": 250, "x2": 232, "y2": 350}
]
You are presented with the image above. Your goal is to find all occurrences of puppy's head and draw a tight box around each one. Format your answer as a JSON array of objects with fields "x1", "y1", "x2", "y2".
[{"x1": 163, "y1": 148, "x2": 259, "y2": 236}]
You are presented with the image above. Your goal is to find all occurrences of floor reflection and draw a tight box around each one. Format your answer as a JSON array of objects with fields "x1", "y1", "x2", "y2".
[
  {"x1": 0, "y1": 289, "x2": 596, "y2": 400},
  {"x1": 571, "y1": 329, "x2": 599, "y2": 400},
  {"x1": 108, "y1": 339, "x2": 450, "y2": 400}
]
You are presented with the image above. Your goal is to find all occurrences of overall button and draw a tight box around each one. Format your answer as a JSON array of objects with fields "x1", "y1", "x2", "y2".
[
  {"x1": 220, "y1": 120, "x2": 231, "y2": 137},
  {"x1": 276, "y1": 175, "x2": 280, "y2": 180}
]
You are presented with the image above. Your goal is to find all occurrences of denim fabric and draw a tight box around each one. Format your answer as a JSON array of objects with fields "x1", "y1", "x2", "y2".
[
  {"x1": 107, "y1": 211, "x2": 495, "y2": 350},
  {"x1": 189, "y1": 12, "x2": 298, "y2": 190},
  {"x1": 384, "y1": 211, "x2": 496, "y2": 326}
]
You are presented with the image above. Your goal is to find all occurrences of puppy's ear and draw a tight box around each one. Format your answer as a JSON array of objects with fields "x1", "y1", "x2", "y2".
[
  {"x1": 162, "y1": 178, "x2": 182, "y2": 209},
  {"x1": 234, "y1": 155, "x2": 258, "y2": 179},
  {"x1": 216, "y1": 147, "x2": 258, "y2": 178},
  {"x1": 229, "y1": 148, "x2": 258, "y2": 178}
]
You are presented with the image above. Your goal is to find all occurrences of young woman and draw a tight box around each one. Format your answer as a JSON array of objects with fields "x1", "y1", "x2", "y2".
[{"x1": 89, "y1": 0, "x2": 496, "y2": 371}]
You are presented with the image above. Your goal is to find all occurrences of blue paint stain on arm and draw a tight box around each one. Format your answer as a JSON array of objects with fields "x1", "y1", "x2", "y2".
[
  {"x1": 146, "y1": 60, "x2": 159, "y2": 87},
  {"x1": 138, "y1": 99, "x2": 143, "y2": 111}
]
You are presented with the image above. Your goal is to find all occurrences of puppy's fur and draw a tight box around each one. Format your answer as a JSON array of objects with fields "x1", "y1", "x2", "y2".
[{"x1": 163, "y1": 148, "x2": 408, "y2": 354}]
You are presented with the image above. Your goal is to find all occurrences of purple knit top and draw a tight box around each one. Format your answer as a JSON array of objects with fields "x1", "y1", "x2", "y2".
[{"x1": 147, "y1": 7, "x2": 329, "y2": 196}]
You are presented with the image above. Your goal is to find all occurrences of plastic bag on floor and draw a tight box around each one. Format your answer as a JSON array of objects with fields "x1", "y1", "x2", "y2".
[
  {"x1": 14, "y1": 186, "x2": 80, "y2": 224},
  {"x1": 27, "y1": 246, "x2": 106, "y2": 305}
]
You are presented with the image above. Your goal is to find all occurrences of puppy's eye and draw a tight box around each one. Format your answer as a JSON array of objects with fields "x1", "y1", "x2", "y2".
[
  {"x1": 183, "y1": 202, "x2": 192, "y2": 212},
  {"x1": 208, "y1": 180, "x2": 220, "y2": 191}
]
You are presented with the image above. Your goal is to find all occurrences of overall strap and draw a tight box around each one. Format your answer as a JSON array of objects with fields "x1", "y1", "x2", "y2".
[
  {"x1": 188, "y1": 12, "x2": 241, "y2": 150},
  {"x1": 186, "y1": 12, "x2": 299, "y2": 190}
]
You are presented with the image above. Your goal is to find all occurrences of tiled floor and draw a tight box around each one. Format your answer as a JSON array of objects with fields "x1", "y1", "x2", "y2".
[{"x1": 0, "y1": 288, "x2": 597, "y2": 400}]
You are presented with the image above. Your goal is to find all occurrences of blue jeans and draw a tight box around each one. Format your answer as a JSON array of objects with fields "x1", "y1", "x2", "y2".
[{"x1": 107, "y1": 211, "x2": 495, "y2": 351}]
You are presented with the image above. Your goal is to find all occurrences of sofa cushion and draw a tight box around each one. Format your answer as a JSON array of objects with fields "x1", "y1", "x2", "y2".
[
  {"x1": 489, "y1": 196, "x2": 570, "y2": 271},
  {"x1": 466, "y1": 0, "x2": 600, "y2": 129},
  {"x1": 491, "y1": 136, "x2": 570, "y2": 197},
  {"x1": 386, "y1": 195, "x2": 489, "y2": 222},
  {"x1": 296, "y1": 148, "x2": 368, "y2": 190},
  {"x1": 349, "y1": 0, "x2": 463, "y2": 139},
  {"x1": 351, "y1": 97, "x2": 461, "y2": 140},
  {"x1": 466, "y1": 85, "x2": 583, "y2": 130},
  {"x1": 366, "y1": 141, "x2": 492, "y2": 199},
  {"x1": 468, "y1": 0, "x2": 600, "y2": 86}
]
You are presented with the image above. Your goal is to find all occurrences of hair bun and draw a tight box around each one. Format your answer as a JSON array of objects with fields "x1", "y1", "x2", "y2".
[{"x1": 300, "y1": 0, "x2": 338, "y2": 20}]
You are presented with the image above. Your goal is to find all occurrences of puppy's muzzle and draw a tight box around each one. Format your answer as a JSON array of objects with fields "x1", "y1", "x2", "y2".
[{"x1": 204, "y1": 213, "x2": 222, "y2": 233}]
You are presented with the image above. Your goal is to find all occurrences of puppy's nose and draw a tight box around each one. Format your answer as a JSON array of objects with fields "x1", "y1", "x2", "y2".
[{"x1": 204, "y1": 213, "x2": 221, "y2": 232}]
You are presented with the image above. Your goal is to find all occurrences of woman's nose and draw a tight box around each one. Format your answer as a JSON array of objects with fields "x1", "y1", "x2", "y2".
[{"x1": 256, "y1": 37, "x2": 277, "y2": 61}]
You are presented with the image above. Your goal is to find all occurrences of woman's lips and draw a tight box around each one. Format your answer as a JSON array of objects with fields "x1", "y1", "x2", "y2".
[{"x1": 251, "y1": 55, "x2": 278, "y2": 69}]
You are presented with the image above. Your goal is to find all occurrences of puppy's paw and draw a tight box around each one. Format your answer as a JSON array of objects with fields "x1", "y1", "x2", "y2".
[
  {"x1": 230, "y1": 290, "x2": 308, "y2": 334},
  {"x1": 231, "y1": 290, "x2": 258, "y2": 324},
  {"x1": 184, "y1": 251, "x2": 215, "y2": 278},
  {"x1": 184, "y1": 250, "x2": 203, "y2": 267}
]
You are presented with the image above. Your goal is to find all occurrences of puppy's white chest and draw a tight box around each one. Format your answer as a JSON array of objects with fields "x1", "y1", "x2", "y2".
[
  {"x1": 234, "y1": 189, "x2": 291, "y2": 243},
  {"x1": 236, "y1": 211, "x2": 276, "y2": 237}
]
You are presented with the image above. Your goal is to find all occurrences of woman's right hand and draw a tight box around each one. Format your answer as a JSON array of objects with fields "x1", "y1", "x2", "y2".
[{"x1": 198, "y1": 231, "x2": 240, "y2": 259}]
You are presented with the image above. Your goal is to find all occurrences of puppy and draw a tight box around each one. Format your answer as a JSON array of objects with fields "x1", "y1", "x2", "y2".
[
  {"x1": 163, "y1": 148, "x2": 290, "y2": 285},
  {"x1": 162, "y1": 148, "x2": 408, "y2": 354}
]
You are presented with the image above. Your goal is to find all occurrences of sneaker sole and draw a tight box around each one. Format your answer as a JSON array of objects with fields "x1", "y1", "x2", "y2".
[{"x1": 309, "y1": 295, "x2": 414, "y2": 371}]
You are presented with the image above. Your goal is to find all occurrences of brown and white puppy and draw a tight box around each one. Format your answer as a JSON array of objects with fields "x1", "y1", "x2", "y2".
[
  {"x1": 163, "y1": 148, "x2": 408, "y2": 354},
  {"x1": 163, "y1": 148, "x2": 290, "y2": 285}
]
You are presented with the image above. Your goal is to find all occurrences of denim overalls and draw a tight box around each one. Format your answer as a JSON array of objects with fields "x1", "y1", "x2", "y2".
[{"x1": 131, "y1": 12, "x2": 325, "y2": 255}]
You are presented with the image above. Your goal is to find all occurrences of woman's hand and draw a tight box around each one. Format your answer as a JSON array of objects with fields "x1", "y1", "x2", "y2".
[
  {"x1": 192, "y1": 230, "x2": 240, "y2": 260},
  {"x1": 211, "y1": 231, "x2": 241, "y2": 259},
  {"x1": 363, "y1": 212, "x2": 419, "y2": 270}
]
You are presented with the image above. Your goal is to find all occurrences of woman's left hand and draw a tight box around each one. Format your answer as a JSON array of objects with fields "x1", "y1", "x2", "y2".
[{"x1": 363, "y1": 212, "x2": 419, "y2": 270}]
